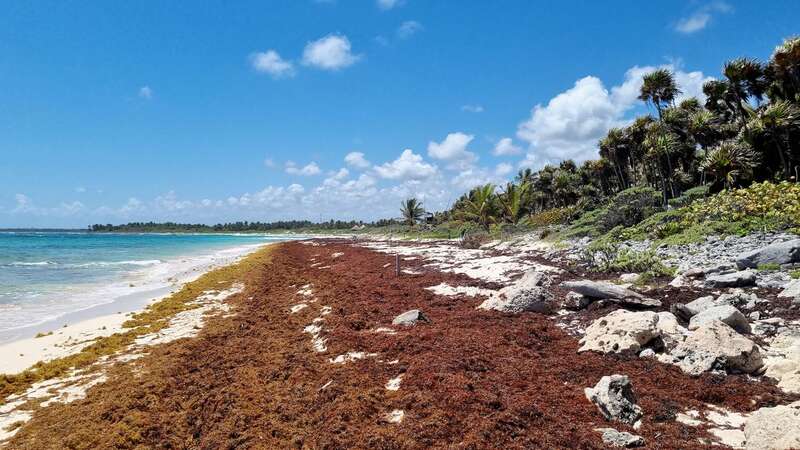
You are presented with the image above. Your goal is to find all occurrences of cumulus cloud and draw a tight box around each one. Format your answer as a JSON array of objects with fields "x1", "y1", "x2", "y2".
[
  {"x1": 251, "y1": 50, "x2": 295, "y2": 78},
  {"x1": 302, "y1": 34, "x2": 360, "y2": 71},
  {"x1": 427, "y1": 132, "x2": 477, "y2": 169},
  {"x1": 492, "y1": 137, "x2": 522, "y2": 156},
  {"x1": 516, "y1": 64, "x2": 713, "y2": 166},
  {"x1": 285, "y1": 161, "x2": 322, "y2": 176},
  {"x1": 377, "y1": 0, "x2": 402, "y2": 10},
  {"x1": 675, "y1": 2, "x2": 732, "y2": 34},
  {"x1": 461, "y1": 104, "x2": 484, "y2": 113},
  {"x1": 374, "y1": 149, "x2": 437, "y2": 180},
  {"x1": 397, "y1": 20, "x2": 422, "y2": 39},
  {"x1": 344, "y1": 151, "x2": 371, "y2": 169},
  {"x1": 138, "y1": 86, "x2": 153, "y2": 100},
  {"x1": 495, "y1": 162, "x2": 514, "y2": 177}
]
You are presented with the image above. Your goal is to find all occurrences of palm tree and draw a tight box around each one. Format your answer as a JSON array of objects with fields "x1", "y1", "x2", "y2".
[
  {"x1": 400, "y1": 198, "x2": 425, "y2": 227},
  {"x1": 699, "y1": 140, "x2": 759, "y2": 190},
  {"x1": 747, "y1": 100, "x2": 800, "y2": 178},
  {"x1": 499, "y1": 181, "x2": 530, "y2": 225},
  {"x1": 639, "y1": 69, "x2": 682, "y2": 118},
  {"x1": 767, "y1": 36, "x2": 800, "y2": 102},
  {"x1": 461, "y1": 184, "x2": 498, "y2": 231},
  {"x1": 722, "y1": 57, "x2": 768, "y2": 126},
  {"x1": 644, "y1": 125, "x2": 681, "y2": 201}
]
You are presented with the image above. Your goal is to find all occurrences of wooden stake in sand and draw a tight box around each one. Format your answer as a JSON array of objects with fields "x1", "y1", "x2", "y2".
[{"x1": 395, "y1": 254, "x2": 400, "y2": 276}]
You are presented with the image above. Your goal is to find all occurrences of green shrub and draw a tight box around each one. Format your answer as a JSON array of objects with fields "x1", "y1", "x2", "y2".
[
  {"x1": 599, "y1": 186, "x2": 663, "y2": 231},
  {"x1": 668, "y1": 185, "x2": 709, "y2": 208},
  {"x1": 583, "y1": 242, "x2": 674, "y2": 279},
  {"x1": 757, "y1": 263, "x2": 781, "y2": 271}
]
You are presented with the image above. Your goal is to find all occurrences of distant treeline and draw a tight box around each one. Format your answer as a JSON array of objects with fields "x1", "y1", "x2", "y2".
[{"x1": 89, "y1": 219, "x2": 400, "y2": 233}]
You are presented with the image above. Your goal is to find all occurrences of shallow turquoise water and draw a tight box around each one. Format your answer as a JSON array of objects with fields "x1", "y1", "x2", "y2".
[{"x1": 0, "y1": 231, "x2": 293, "y2": 336}]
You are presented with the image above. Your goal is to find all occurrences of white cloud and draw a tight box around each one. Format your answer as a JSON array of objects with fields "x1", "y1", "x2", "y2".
[
  {"x1": 461, "y1": 104, "x2": 484, "y2": 113},
  {"x1": 397, "y1": 20, "x2": 422, "y2": 39},
  {"x1": 285, "y1": 161, "x2": 322, "y2": 176},
  {"x1": 264, "y1": 158, "x2": 276, "y2": 168},
  {"x1": 251, "y1": 50, "x2": 295, "y2": 78},
  {"x1": 427, "y1": 132, "x2": 477, "y2": 169},
  {"x1": 516, "y1": 64, "x2": 713, "y2": 166},
  {"x1": 344, "y1": 151, "x2": 371, "y2": 169},
  {"x1": 374, "y1": 149, "x2": 437, "y2": 180},
  {"x1": 75, "y1": 187, "x2": 87, "y2": 193},
  {"x1": 492, "y1": 137, "x2": 522, "y2": 156},
  {"x1": 495, "y1": 162, "x2": 514, "y2": 177},
  {"x1": 330, "y1": 167, "x2": 350, "y2": 180},
  {"x1": 302, "y1": 34, "x2": 360, "y2": 71},
  {"x1": 138, "y1": 86, "x2": 153, "y2": 100},
  {"x1": 675, "y1": 2, "x2": 732, "y2": 34},
  {"x1": 377, "y1": 0, "x2": 402, "y2": 10}
]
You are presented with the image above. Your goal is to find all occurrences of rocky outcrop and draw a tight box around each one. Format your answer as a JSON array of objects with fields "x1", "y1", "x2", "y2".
[
  {"x1": 579, "y1": 310, "x2": 686, "y2": 355},
  {"x1": 778, "y1": 279, "x2": 800, "y2": 302},
  {"x1": 561, "y1": 280, "x2": 661, "y2": 307},
  {"x1": 743, "y1": 402, "x2": 800, "y2": 450},
  {"x1": 478, "y1": 270, "x2": 552, "y2": 314},
  {"x1": 688, "y1": 305, "x2": 751, "y2": 334},
  {"x1": 736, "y1": 239, "x2": 800, "y2": 270},
  {"x1": 584, "y1": 375, "x2": 643, "y2": 425},
  {"x1": 672, "y1": 321, "x2": 763, "y2": 375},
  {"x1": 595, "y1": 428, "x2": 644, "y2": 448},
  {"x1": 762, "y1": 330, "x2": 800, "y2": 394},
  {"x1": 704, "y1": 270, "x2": 756, "y2": 288},
  {"x1": 392, "y1": 309, "x2": 429, "y2": 326}
]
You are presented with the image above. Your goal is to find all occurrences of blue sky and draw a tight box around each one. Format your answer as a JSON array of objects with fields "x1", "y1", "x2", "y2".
[{"x1": 1, "y1": 0, "x2": 798, "y2": 227}]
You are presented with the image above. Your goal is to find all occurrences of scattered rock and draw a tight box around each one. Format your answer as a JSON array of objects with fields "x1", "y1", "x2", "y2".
[
  {"x1": 682, "y1": 267, "x2": 706, "y2": 278},
  {"x1": 561, "y1": 280, "x2": 661, "y2": 307},
  {"x1": 563, "y1": 291, "x2": 592, "y2": 310},
  {"x1": 595, "y1": 428, "x2": 644, "y2": 448},
  {"x1": 619, "y1": 273, "x2": 639, "y2": 283},
  {"x1": 778, "y1": 279, "x2": 800, "y2": 301},
  {"x1": 743, "y1": 403, "x2": 800, "y2": 450},
  {"x1": 478, "y1": 270, "x2": 552, "y2": 314},
  {"x1": 688, "y1": 305, "x2": 751, "y2": 334},
  {"x1": 392, "y1": 309, "x2": 429, "y2": 326},
  {"x1": 704, "y1": 270, "x2": 756, "y2": 288},
  {"x1": 673, "y1": 295, "x2": 716, "y2": 320},
  {"x1": 736, "y1": 239, "x2": 800, "y2": 270},
  {"x1": 672, "y1": 321, "x2": 763, "y2": 375},
  {"x1": 584, "y1": 375, "x2": 643, "y2": 425},
  {"x1": 579, "y1": 310, "x2": 660, "y2": 355}
]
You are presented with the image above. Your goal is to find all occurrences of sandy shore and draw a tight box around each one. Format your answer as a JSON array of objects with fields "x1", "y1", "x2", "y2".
[{"x1": 0, "y1": 242, "x2": 266, "y2": 375}]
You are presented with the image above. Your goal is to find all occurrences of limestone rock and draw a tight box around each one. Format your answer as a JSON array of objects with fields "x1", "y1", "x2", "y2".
[
  {"x1": 672, "y1": 321, "x2": 763, "y2": 375},
  {"x1": 744, "y1": 403, "x2": 800, "y2": 450},
  {"x1": 584, "y1": 375, "x2": 643, "y2": 425},
  {"x1": 595, "y1": 428, "x2": 645, "y2": 448},
  {"x1": 579, "y1": 310, "x2": 660, "y2": 355},
  {"x1": 392, "y1": 309, "x2": 429, "y2": 326},
  {"x1": 736, "y1": 239, "x2": 800, "y2": 270},
  {"x1": 778, "y1": 279, "x2": 800, "y2": 301},
  {"x1": 478, "y1": 270, "x2": 552, "y2": 314},
  {"x1": 561, "y1": 280, "x2": 661, "y2": 307},
  {"x1": 688, "y1": 305, "x2": 751, "y2": 334},
  {"x1": 563, "y1": 291, "x2": 592, "y2": 310},
  {"x1": 704, "y1": 270, "x2": 756, "y2": 288}
]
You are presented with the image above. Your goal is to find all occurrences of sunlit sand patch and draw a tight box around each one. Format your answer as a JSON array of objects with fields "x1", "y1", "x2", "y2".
[
  {"x1": 290, "y1": 304, "x2": 308, "y2": 313},
  {"x1": 303, "y1": 324, "x2": 327, "y2": 353},
  {"x1": 385, "y1": 375, "x2": 403, "y2": 391},
  {"x1": 328, "y1": 351, "x2": 377, "y2": 364},
  {"x1": 372, "y1": 327, "x2": 397, "y2": 335},
  {"x1": 401, "y1": 269, "x2": 422, "y2": 275},
  {"x1": 320, "y1": 306, "x2": 332, "y2": 315},
  {"x1": 425, "y1": 282, "x2": 495, "y2": 298},
  {"x1": 297, "y1": 284, "x2": 313, "y2": 296},
  {"x1": 331, "y1": 252, "x2": 344, "y2": 258}
]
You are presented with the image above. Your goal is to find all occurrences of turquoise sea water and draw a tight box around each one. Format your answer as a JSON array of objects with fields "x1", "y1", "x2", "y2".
[{"x1": 0, "y1": 231, "x2": 293, "y2": 341}]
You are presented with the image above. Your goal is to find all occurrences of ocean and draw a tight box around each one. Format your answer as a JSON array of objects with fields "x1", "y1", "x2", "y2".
[{"x1": 0, "y1": 231, "x2": 294, "y2": 343}]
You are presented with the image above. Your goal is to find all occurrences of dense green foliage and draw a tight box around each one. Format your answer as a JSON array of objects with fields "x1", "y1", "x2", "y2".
[
  {"x1": 443, "y1": 36, "x2": 800, "y2": 240},
  {"x1": 90, "y1": 219, "x2": 377, "y2": 233}
]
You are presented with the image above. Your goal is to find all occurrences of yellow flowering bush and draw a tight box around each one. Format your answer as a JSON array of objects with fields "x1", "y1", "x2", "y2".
[
  {"x1": 684, "y1": 181, "x2": 800, "y2": 230},
  {"x1": 528, "y1": 207, "x2": 574, "y2": 227}
]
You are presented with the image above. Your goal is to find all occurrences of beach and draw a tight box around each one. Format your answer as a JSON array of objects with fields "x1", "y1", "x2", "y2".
[{"x1": 2, "y1": 236, "x2": 799, "y2": 448}]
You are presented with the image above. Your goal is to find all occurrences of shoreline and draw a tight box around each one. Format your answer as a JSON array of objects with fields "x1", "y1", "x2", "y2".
[{"x1": 0, "y1": 241, "x2": 268, "y2": 375}]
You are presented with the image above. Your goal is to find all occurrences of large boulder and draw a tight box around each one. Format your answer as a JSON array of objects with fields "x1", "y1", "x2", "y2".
[
  {"x1": 762, "y1": 331, "x2": 800, "y2": 394},
  {"x1": 478, "y1": 270, "x2": 552, "y2": 314},
  {"x1": 744, "y1": 403, "x2": 800, "y2": 450},
  {"x1": 704, "y1": 270, "x2": 756, "y2": 288},
  {"x1": 584, "y1": 375, "x2": 643, "y2": 425},
  {"x1": 736, "y1": 239, "x2": 800, "y2": 270},
  {"x1": 778, "y1": 279, "x2": 800, "y2": 302},
  {"x1": 688, "y1": 305, "x2": 751, "y2": 334},
  {"x1": 655, "y1": 311, "x2": 689, "y2": 351},
  {"x1": 579, "y1": 310, "x2": 660, "y2": 355},
  {"x1": 595, "y1": 428, "x2": 644, "y2": 448},
  {"x1": 392, "y1": 309, "x2": 429, "y2": 326},
  {"x1": 561, "y1": 280, "x2": 661, "y2": 307},
  {"x1": 672, "y1": 321, "x2": 763, "y2": 375}
]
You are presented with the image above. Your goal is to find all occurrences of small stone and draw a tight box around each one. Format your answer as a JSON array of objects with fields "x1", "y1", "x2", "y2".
[
  {"x1": 688, "y1": 305, "x2": 751, "y2": 334},
  {"x1": 704, "y1": 270, "x2": 756, "y2": 288},
  {"x1": 596, "y1": 428, "x2": 645, "y2": 448},
  {"x1": 584, "y1": 375, "x2": 643, "y2": 425},
  {"x1": 392, "y1": 309, "x2": 429, "y2": 326}
]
